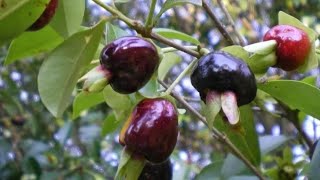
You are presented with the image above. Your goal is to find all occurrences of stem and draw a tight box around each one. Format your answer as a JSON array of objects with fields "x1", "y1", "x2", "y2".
[
  {"x1": 161, "y1": 46, "x2": 198, "y2": 54},
  {"x1": 217, "y1": 0, "x2": 246, "y2": 46},
  {"x1": 158, "y1": 80, "x2": 266, "y2": 180},
  {"x1": 92, "y1": 0, "x2": 135, "y2": 27},
  {"x1": 145, "y1": 0, "x2": 157, "y2": 28},
  {"x1": 202, "y1": 0, "x2": 235, "y2": 45},
  {"x1": 164, "y1": 58, "x2": 199, "y2": 95}
]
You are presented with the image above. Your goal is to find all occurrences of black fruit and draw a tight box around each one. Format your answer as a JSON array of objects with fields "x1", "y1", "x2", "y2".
[
  {"x1": 119, "y1": 98, "x2": 178, "y2": 163},
  {"x1": 191, "y1": 51, "x2": 257, "y2": 106},
  {"x1": 139, "y1": 160, "x2": 172, "y2": 180},
  {"x1": 100, "y1": 36, "x2": 159, "y2": 94},
  {"x1": 28, "y1": 0, "x2": 59, "y2": 31}
]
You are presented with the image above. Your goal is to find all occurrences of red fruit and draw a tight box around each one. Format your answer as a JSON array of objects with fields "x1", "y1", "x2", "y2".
[
  {"x1": 263, "y1": 25, "x2": 311, "y2": 71},
  {"x1": 100, "y1": 36, "x2": 159, "y2": 94},
  {"x1": 119, "y1": 98, "x2": 178, "y2": 164},
  {"x1": 28, "y1": 0, "x2": 59, "y2": 31}
]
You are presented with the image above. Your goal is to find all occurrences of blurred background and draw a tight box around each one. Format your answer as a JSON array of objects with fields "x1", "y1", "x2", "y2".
[{"x1": 1, "y1": 0, "x2": 320, "y2": 179}]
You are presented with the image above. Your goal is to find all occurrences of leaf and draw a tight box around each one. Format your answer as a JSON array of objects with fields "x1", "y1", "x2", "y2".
[
  {"x1": 158, "y1": 52, "x2": 182, "y2": 80},
  {"x1": 101, "y1": 112, "x2": 121, "y2": 136},
  {"x1": 105, "y1": 22, "x2": 129, "y2": 44},
  {"x1": 38, "y1": 20, "x2": 105, "y2": 117},
  {"x1": 243, "y1": 40, "x2": 277, "y2": 55},
  {"x1": 195, "y1": 161, "x2": 223, "y2": 180},
  {"x1": 138, "y1": 74, "x2": 159, "y2": 98},
  {"x1": 221, "y1": 154, "x2": 248, "y2": 178},
  {"x1": 229, "y1": 176, "x2": 259, "y2": 180},
  {"x1": 278, "y1": 11, "x2": 318, "y2": 72},
  {"x1": 258, "y1": 80, "x2": 320, "y2": 120},
  {"x1": 214, "y1": 105, "x2": 261, "y2": 166},
  {"x1": 4, "y1": 26, "x2": 63, "y2": 65},
  {"x1": 0, "y1": 0, "x2": 50, "y2": 44},
  {"x1": 153, "y1": 28, "x2": 200, "y2": 45},
  {"x1": 154, "y1": 0, "x2": 202, "y2": 24},
  {"x1": 308, "y1": 141, "x2": 320, "y2": 179},
  {"x1": 221, "y1": 46, "x2": 249, "y2": 63},
  {"x1": 0, "y1": 138, "x2": 11, "y2": 168},
  {"x1": 72, "y1": 91, "x2": 104, "y2": 119},
  {"x1": 259, "y1": 135, "x2": 291, "y2": 155},
  {"x1": 50, "y1": 0, "x2": 85, "y2": 38}
]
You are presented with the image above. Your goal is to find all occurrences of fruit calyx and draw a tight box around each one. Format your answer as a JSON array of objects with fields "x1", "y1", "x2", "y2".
[
  {"x1": 28, "y1": 0, "x2": 59, "y2": 31},
  {"x1": 100, "y1": 36, "x2": 159, "y2": 94},
  {"x1": 119, "y1": 98, "x2": 178, "y2": 164},
  {"x1": 263, "y1": 24, "x2": 311, "y2": 71}
]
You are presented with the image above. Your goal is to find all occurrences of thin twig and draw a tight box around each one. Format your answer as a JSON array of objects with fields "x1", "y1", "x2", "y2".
[
  {"x1": 216, "y1": 0, "x2": 246, "y2": 46},
  {"x1": 158, "y1": 80, "x2": 266, "y2": 180},
  {"x1": 202, "y1": 0, "x2": 235, "y2": 45}
]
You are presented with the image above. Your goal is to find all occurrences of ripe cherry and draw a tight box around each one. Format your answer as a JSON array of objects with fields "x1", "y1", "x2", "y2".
[
  {"x1": 28, "y1": 0, "x2": 59, "y2": 31},
  {"x1": 191, "y1": 51, "x2": 257, "y2": 106},
  {"x1": 119, "y1": 98, "x2": 178, "y2": 164},
  {"x1": 263, "y1": 25, "x2": 311, "y2": 71},
  {"x1": 100, "y1": 36, "x2": 159, "y2": 94}
]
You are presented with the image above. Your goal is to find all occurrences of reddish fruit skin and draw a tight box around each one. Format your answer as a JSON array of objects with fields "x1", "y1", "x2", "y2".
[
  {"x1": 100, "y1": 36, "x2": 159, "y2": 94},
  {"x1": 263, "y1": 25, "x2": 311, "y2": 71},
  {"x1": 138, "y1": 160, "x2": 172, "y2": 180},
  {"x1": 120, "y1": 98, "x2": 178, "y2": 164},
  {"x1": 28, "y1": 0, "x2": 59, "y2": 31}
]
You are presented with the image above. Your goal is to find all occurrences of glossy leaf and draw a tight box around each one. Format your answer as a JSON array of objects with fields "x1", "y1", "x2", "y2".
[
  {"x1": 259, "y1": 135, "x2": 291, "y2": 155},
  {"x1": 213, "y1": 105, "x2": 261, "y2": 166},
  {"x1": 154, "y1": 0, "x2": 202, "y2": 24},
  {"x1": 258, "y1": 80, "x2": 320, "y2": 120},
  {"x1": 38, "y1": 20, "x2": 105, "y2": 117},
  {"x1": 221, "y1": 46, "x2": 249, "y2": 63},
  {"x1": 221, "y1": 154, "x2": 248, "y2": 178},
  {"x1": 138, "y1": 74, "x2": 159, "y2": 98},
  {"x1": 243, "y1": 40, "x2": 277, "y2": 55},
  {"x1": 4, "y1": 26, "x2": 63, "y2": 65},
  {"x1": 72, "y1": 91, "x2": 104, "y2": 119},
  {"x1": 158, "y1": 52, "x2": 182, "y2": 80},
  {"x1": 153, "y1": 28, "x2": 200, "y2": 45},
  {"x1": 50, "y1": 0, "x2": 85, "y2": 38},
  {"x1": 0, "y1": 0, "x2": 50, "y2": 44},
  {"x1": 195, "y1": 161, "x2": 223, "y2": 180},
  {"x1": 308, "y1": 141, "x2": 320, "y2": 179},
  {"x1": 105, "y1": 22, "x2": 129, "y2": 44}
]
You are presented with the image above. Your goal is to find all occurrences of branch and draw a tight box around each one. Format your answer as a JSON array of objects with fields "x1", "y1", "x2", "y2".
[
  {"x1": 202, "y1": 0, "x2": 235, "y2": 45},
  {"x1": 158, "y1": 80, "x2": 266, "y2": 180},
  {"x1": 216, "y1": 0, "x2": 246, "y2": 46}
]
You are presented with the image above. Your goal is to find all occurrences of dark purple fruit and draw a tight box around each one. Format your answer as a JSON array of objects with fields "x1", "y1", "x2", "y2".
[
  {"x1": 263, "y1": 25, "x2": 311, "y2": 71},
  {"x1": 191, "y1": 51, "x2": 257, "y2": 106},
  {"x1": 139, "y1": 160, "x2": 172, "y2": 180},
  {"x1": 28, "y1": 0, "x2": 59, "y2": 31},
  {"x1": 100, "y1": 36, "x2": 159, "y2": 94},
  {"x1": 119, "y1": 98, "x2": 178, "y2": 164},
  {"x1": 11, "y1": 116, "x2": 26, "y2": 126}
]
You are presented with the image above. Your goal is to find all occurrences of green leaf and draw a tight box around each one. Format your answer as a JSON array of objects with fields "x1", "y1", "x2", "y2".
[
  {"x1": 0, "y1": 0, "x2": 50, "y2": 44},
  {"x1": 243, "y1": 40, "x2": 277, "y2": 55},
  {"x1": 105, "y1": 23, "x2": 129, "y2": 44},
  {"x1": 4, "y1": 26, "x2": 63, "y2": 65},
  {"x1": 301, "y1": 76, "x2": 317, "y2": 85},
  {"x1": 258, "y1": 80, "x2": 320, "y2": 120},
  {"x1": 221, "y1": 154, "x2": 248, "y2": 178},
  {"x1": 259, "y1": 135, "x2": 291, "y2": 155},
  {"x1": 50, "y1": 0, "x2": 85, "y2": 38},
  {"x1": 72, "y1": 91, "x2": 104, "y2": 119},
  {"x1": 138, "y1": 74, "x2": 159, "y2": 98},
  {"x1": 221, "y1": 46, "x2": 249, "y2": 63},
  {"x1": 214, "y1": 105, "x2": 261, "y2": 166},
  {"x1": 229, "y1": 176, "x2": 259, "y2": 180},
  {"x1": 103, "y1": 86, "x2": 133, "y2": 121},
  {"x1": 278, "y1": 11, "x2": 318, "y2": 72},
  {"x1": 101, "y1": 112, "x2": 121, "y2": 136},
  {"x1": 38, "y1": 20, "x2": 105, "y2": 117},
  {"x1": 154, "y1": 0, "x2": 202, "y2": 24},
  {"x1": 195, "y1": 161, "x2": 223, "y2": 180},
  {"x1": 153, "y1": 28, "x2": 200, "y2": 45},
  {"x1": 0, "y1": 138, "x2": 11, "y2": 168},
  {"x1": 308, "y1": 141, "x2": 320, "y2": 179},
  {"x1": 158, "y1": 52, "x2": 182, "y2": 80}
]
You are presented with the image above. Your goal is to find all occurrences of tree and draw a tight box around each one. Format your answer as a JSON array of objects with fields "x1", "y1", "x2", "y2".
[{"x1": 0, "y1": 0, "x2": 320, "y2": 179}]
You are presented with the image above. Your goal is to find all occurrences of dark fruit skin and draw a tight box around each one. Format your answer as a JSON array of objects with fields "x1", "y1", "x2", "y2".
[
  {"x1": 263, "y1": 25, "x2": 311, "y2": 71},
  {"x1": 11, "y1": 116, "x2": 26, "y2": 126},
  {"x1": 191, "y1": 51, "x2": 257, "y2": 106},
  {"x1": 28, "y1": 0, "x2": 59, "y2": 31},
  {"x1": 119, "y1": 98, "x2": 178, "y2": 163},
  {"x1": 139, "y1": 160, "x2": 172, "y2": 180},
  {"x1": 100, "y1": 36, "x2": 159, "y2": 94}
]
